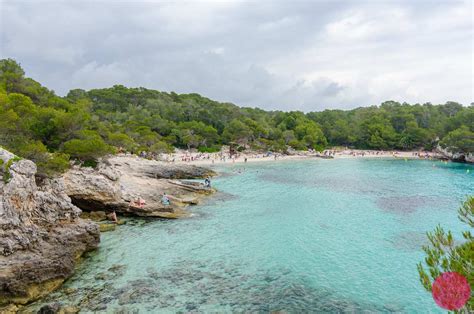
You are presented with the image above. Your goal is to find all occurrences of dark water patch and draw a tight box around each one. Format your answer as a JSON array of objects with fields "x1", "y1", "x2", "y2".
[
  {"x1": 310, "y1": 176, "x2": 388, "y2": 195},
  {"x1": 388, "y1": 231, "x2": 428, "y2": 252},
  {"x1": 202, "y1": 190, "x2": 239, "y2": 205},
  {"x1": 376, "y1": 195, "x2": 451, "y2": 214},
  {"x1": 26, "y1": 260, "x2": 405, "y2": 313},
  {"x1": 213, "y1": 169, "x2": 239, "y2": 178},
  {"x1": 124, "y1": 217, "x2": 166, "y2": 227},
  {"x1": 259, "y1": 171, "x2": 303, "y2": 185},
  {"x1": 259, "y1": 171, "x2": 394, "y2": 196}
]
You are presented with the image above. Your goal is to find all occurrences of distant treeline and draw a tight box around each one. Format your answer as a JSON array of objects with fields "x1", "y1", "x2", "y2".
[{"x1": 0, "y1": 58, "x2": 472, "y2": 176}]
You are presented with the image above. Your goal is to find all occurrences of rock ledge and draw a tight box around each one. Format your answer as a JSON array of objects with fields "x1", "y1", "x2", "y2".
[{"x1": 63, "y1": 155, "x2": 216, "y2": 218}]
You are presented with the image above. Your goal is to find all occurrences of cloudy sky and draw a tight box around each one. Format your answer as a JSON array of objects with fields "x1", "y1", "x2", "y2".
[{"x1": 0, "y1": 0, "x2": 472, "y2": 111}]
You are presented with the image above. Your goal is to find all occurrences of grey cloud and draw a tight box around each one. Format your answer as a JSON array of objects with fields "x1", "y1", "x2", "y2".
[{"x1": 0, "y1": 0, "x2": 472, "y2": 111}]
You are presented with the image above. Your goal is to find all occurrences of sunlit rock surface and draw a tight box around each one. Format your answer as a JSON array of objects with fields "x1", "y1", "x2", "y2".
[{"x1": 63, "y1": 155, "x2": 215, "y2": 218}]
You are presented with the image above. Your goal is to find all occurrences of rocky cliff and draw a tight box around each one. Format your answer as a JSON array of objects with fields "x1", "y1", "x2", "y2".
[
  {"x1": 436, "y1": 146, "x2": 474, "y2": 163},
  {"x1": 0, "y1": 148, "x2": 100, "y2": 308},
  {"x1": 63, "y1": 155, "x2": 216, "y2": 218}
]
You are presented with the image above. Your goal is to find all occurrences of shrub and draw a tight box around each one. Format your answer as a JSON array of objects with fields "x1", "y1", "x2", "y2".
[
  {"x1": 418, "y1": 196, "x2": 474, "y2": 311},
  {"x1": 63, "y1": 131, "x2": 114, "y2": 161},
  {"x1": 198, "y1": 145, "x2": 221, "y2": 153},
  {"x1": 36, "y1": 153, "x2": 70, "y2": 177},
  {"x1": 150, "y1": 141, "x2": 174, "y2": 154}
]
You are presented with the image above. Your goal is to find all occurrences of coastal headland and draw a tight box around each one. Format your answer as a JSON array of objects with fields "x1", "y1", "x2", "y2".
[{"x1": 0, "y1": 148, "x2": 216, "y2": 312}]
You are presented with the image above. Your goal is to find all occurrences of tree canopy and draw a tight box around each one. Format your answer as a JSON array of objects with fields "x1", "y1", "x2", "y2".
[{"x1": 0, "y1": 58, "x2": 472, "y2": 176}]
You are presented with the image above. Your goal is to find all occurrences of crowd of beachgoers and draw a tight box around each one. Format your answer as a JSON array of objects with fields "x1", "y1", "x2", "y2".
[{"x1": 127, "y1": 147, "x2": 442, "y2": 166}]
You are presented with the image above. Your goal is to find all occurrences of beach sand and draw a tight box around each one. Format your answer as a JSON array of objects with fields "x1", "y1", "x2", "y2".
[{"x1": 159, "y1": 149, "x2": 440, "y2": 167}]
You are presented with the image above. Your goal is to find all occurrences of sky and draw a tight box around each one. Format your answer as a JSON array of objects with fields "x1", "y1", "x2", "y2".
[{"x1": 0, "y1": 0, "x2": 472, "y2": 111}]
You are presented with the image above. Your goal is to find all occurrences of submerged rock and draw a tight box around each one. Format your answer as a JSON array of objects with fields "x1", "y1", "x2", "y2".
[
  {"x1": 0, "y1": 148, "x2": 100, "y2": 307},
  {"x1": 37, "y1": 303, "x2": 61, "y2": 314},
  {"x1": 63, "y1": 155, "x2": 216, "y2": 218},
  {"x1": 98, "y1": 223, "x2": 116, "y2": 232},
  {"x1": 80, "y1": 210, "x2": 107, "y2": 221}
]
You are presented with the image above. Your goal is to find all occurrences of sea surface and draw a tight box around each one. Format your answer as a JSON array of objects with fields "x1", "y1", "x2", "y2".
[{"x1": 27, "y1": 158, "x2": 473, "y2": 313}]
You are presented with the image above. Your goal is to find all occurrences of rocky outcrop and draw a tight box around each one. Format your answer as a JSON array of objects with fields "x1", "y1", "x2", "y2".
[
  {"x1": 0, "y1": 148, "x2": 100, "y2": 307},
  {"x1": 64, "y1": 155, "x2": 215, "y2": 218},
  {"x1": 436, "y1": 146, "x2": 474, "y2": 163}
]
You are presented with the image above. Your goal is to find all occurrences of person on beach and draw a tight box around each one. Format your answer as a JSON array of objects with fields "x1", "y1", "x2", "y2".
[{"x1": 204, "y1": 177, "x2": 211, "y2": 188}]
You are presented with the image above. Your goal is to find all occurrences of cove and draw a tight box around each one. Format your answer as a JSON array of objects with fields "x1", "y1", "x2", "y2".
[{"x1": 26, "y1": 158, "x2": 473, "y2": 313}]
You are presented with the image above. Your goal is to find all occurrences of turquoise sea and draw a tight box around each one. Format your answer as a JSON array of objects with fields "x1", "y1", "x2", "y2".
[{"x1": 28, "y1": 158, "x2": 473, "y2": 313}]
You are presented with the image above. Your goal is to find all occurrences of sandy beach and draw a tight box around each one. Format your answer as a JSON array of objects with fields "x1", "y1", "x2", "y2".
[{"x1": 151, "y1": 149, "x2": 441, "y2": 167}]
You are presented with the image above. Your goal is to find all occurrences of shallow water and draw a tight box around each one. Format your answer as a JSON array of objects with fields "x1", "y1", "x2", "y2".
[{"x1": 27, "y1": 159, "x2": 473, "y2": 313}]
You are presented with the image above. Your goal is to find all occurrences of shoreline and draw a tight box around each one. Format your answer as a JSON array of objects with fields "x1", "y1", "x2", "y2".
[{"x1": 150, "y1": 149, "x2": 444, "y2": 167}]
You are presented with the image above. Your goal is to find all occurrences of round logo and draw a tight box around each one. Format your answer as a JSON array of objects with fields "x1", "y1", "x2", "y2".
[{"x1": 432, "y1": 272, "x2": 471, "y2": 310}]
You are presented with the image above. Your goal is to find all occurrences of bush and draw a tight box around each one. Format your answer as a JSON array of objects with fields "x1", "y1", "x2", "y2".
[
  {"x1": 63, "y1": 131, "x2": 114, "y2": 161},
  {"x1": 13, "y1": 141, "x2": 70, "y2": 177},
  {"x1": 3, "y1": 141, "x2": 70, "y2": 177},
  {"x1": 36, "y1": 153, "x2": 70, "y2": 177},
  {"x1": 150, "y1": 141, "x2": 174, "y2": 154},
  {"x1": 418, "y1": 197, "x2": 474, "y2": 311},
  {"x1": 198, "y1": 145, "x2": 221, "y2": 153},
  {"x1": 288, "y1": 139, "x2": 306, "y2": 151},
  {"x1": 2, "y1": 156, "x2": 22, "y2": 183},
  {"x1": 107, "y1": 132, "x2": 136, "y2": 151},
  {"x1": 82, "y1": 159, "x2": 98, "y2": 168},
  {"x1": 440, "y1": 126, "x2": 474, "y2": 154}
]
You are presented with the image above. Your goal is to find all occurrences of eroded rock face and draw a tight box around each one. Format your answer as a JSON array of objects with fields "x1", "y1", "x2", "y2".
[
  {"x1": 63, "y1": 155, "x2": 216, "y2": 218},
  {"x1": 0, "y1": 149, "x2": 100, "y2": 307},
  {"x1": 436, "y1": 146, "x2": 474, "y2": 163},
  {"x1": 63, "y1": 163, "x2": 123, "y2": 212}
]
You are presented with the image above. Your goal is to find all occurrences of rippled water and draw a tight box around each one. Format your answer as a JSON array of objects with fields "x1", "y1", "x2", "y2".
[{"x1": 27, "y1": 159, "x2": 473, "y2": 313}]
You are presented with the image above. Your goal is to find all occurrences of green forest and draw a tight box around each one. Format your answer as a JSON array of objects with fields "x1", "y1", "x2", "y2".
[{"x1": 0, "y1": 58, "x2": 473, "y2": 176}]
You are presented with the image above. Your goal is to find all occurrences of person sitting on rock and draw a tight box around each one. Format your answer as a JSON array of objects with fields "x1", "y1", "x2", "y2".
[
  {"x1": 107, "y1": 211, "x2": 118, "y2": 224},
  {"x1": 161, "y1": 193, "x2": 170, "y2": 206},
  {"x1": 204, "y1": 177, "x2": 211, "y2": 188}
]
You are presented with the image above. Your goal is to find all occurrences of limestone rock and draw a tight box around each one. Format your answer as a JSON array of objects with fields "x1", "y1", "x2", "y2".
[
  {"x1": 436, "y1": 145, "x2": 474, "y2": 163},
  {"x1": 106, "y1": 155, "x2": 214, "y2": 179},
  {"x1": 62, "y1": 164, "x2": 122, "y2": 212},
  {"x1": 63, "y1": 154, "x2": 216, "y2": 218},
  {"x1": 0, "y1": 148, "x2": 100, "y2": 306}
]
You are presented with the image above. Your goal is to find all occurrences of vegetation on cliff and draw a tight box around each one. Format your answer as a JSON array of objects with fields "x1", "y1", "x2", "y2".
[
  {"x1": 1, "y1": 58, "x2": 472, "y2": 176},
  {"x1": 418, "y1": 196, "x2": 474, "y2": 311}
]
